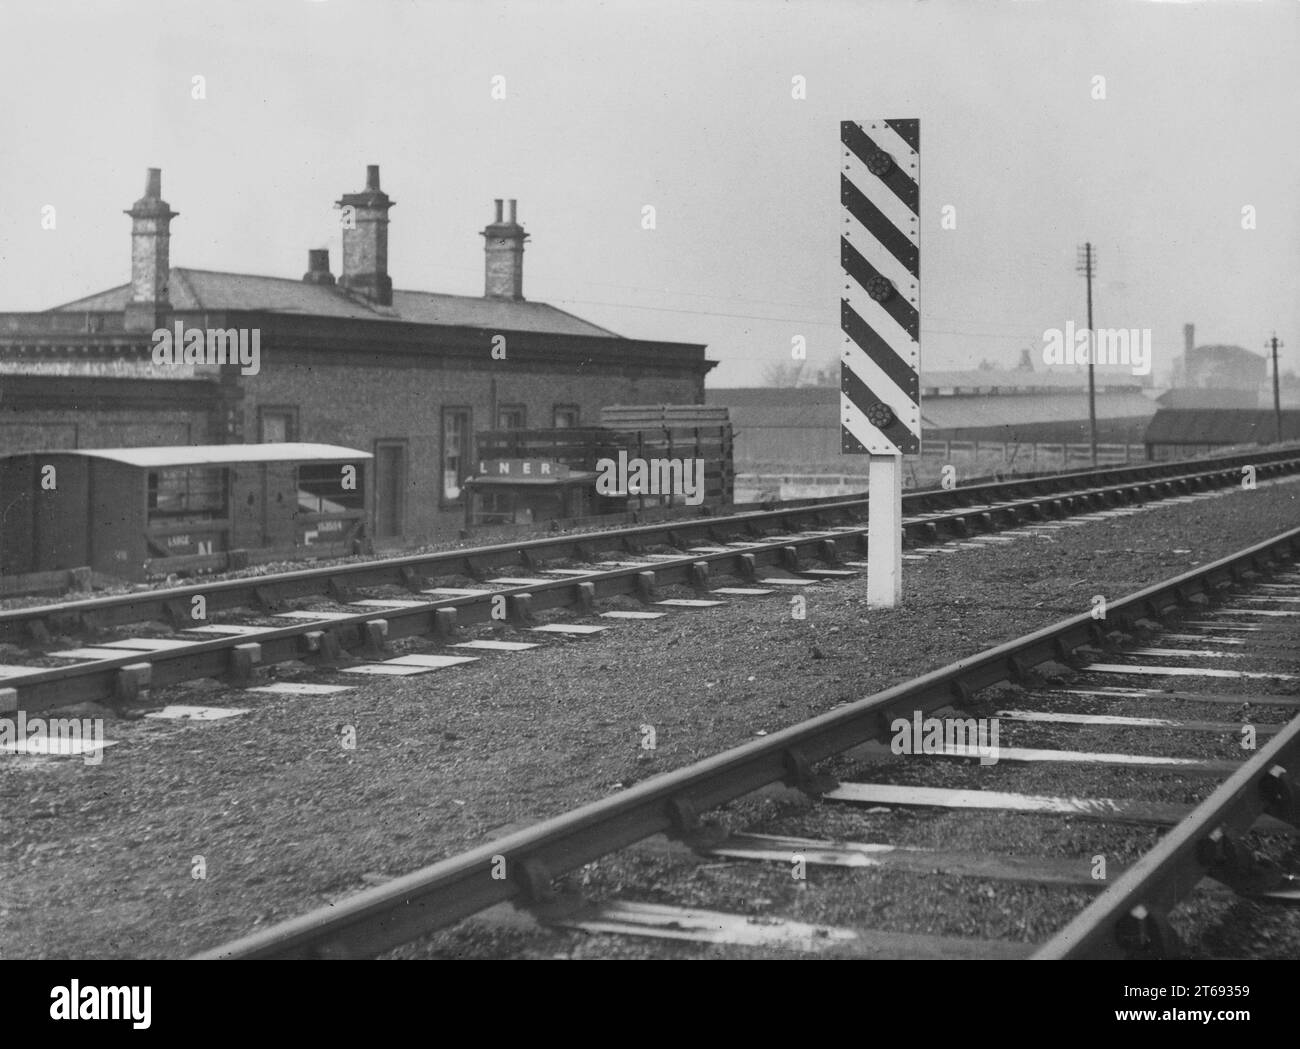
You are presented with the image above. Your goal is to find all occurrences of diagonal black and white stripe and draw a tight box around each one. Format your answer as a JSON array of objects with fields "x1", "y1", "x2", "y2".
[{"x1": 840, "y1": 119, "x2": 921, "y2": 456}]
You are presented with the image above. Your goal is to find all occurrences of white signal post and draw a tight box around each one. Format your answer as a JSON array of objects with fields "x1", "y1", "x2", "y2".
[
  {"x1": 867, "y1": 452, "x2": 903, "y2": 606},
  {"x1": 839, "y1": 118, "x2": 921, "y2": 609}
]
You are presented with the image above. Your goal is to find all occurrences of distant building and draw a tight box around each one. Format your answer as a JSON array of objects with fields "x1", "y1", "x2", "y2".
[
  {"x1": 0, "y1": 167, "x2": 714, "y2": 544},
  {"x1": 709, "y1": 370, "x2": 1156, "y2": 467},
  {"x1": 1161, "y1": 324, "x2": 1266, "y2": 409},
  {"x1": 1143, "y1": 408, "x2": 1300, "y2": 460}
]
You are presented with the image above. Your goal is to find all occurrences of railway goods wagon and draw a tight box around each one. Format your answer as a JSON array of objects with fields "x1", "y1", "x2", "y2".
[
  {"x1": 0, "y1": 443, "x2": 371, "y2": 582},
  {"x1": 462, "y1": 457, "x2": 602, "y2": 527},
  {"x1": 463, "y1": 409, "x2": 734, "y2": 528}
]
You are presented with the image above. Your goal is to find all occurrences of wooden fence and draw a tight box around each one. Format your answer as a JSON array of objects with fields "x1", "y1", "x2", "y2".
[
  {"x1": 735, "y1": 440, "x2": 1149, "y2": 500},
  {"x1": 918, "y1": 440, "x2": 1146, "y2": 465}
]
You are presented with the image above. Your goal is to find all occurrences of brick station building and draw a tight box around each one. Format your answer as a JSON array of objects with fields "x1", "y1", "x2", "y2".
[{"x1": 0, "y1": 167, "x2": 714, "y2": 543}]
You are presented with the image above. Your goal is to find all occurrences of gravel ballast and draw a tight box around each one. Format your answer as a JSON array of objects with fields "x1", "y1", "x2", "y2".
[{"x1": 1, "y1": 476, "x2": 1297, "y2": 959}]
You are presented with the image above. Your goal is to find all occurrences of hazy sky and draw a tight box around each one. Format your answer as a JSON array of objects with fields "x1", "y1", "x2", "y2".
[{"x1": 1, "y1": 0, "x2": 1295, "y2": 387}]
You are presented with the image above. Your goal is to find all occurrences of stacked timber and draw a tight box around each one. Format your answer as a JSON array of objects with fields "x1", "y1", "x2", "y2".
[{"x1": 475, "y1": 405, "x2": 734, "y2": 510}]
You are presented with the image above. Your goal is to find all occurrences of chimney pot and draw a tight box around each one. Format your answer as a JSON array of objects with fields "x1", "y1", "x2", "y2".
[
  {"x1": 124, "y1": 167, "x2": 179, "y2": 329},
  {"x1": 303, "y1": 248, "x2": 335, "y2": 285},
  {"x1": 336, "y1": 166, "x2": 395, "y2": 305},
  {"x1": 481, "y1": 199, "x2": 527, "y2": 301}
]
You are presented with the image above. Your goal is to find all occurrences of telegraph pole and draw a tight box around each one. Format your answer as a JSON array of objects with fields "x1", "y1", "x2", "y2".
[
  {"x1": 1076, "y1": 243, "x2": 1097, "y2": 467},
  {"x1": 1267, "y1": 332, "x2": 1284, "y2": 443}
]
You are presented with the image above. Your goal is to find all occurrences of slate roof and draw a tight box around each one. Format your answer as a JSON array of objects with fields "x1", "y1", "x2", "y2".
[
  {"x1": 50, "y1": 268, "x2": 621, "y2": 339},
  {"x1": 1143, "y1": 409, "x2": 1300, "y2": 445}
]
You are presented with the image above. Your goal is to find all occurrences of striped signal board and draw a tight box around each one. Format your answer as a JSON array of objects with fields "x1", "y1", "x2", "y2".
[{"x1": 840, "y1": 119, "x2": 920, "y2": 455}]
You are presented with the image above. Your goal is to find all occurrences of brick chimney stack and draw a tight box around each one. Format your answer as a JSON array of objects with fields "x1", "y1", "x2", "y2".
[
  {"x1": 303, "y1": 248, "x2": 336, "y2": 286},
  {"x1": 481, "y1": 198, "x2": 527, "y2": 300},
  {"x1": 124, "y1": 168, "x2": 178, "y2": 330},
  {"x1": 1184, "y1": 324, "x2": 1195, "y2": 355},
  {"x1": 335, "y1": 164, "x2": 394, "y2": 305}
]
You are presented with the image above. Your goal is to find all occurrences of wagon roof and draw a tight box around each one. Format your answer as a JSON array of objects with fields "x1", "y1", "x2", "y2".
[
  {"x1": 463, "y1": 471, "x2": 600, "y2": 487},
  {"x1": 8, "y1": 443, "x2": 373, "y2": 467}
]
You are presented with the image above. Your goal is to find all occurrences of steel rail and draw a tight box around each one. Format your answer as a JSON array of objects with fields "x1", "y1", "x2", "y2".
[
  {"x1": 4, "y1": 445, "x2": 1296, "y2": 643},
  {"x1": 5, "y1": 457, "x2": 1292, "y2": 715},
  {"x1": 193, "y1": 526, "x2": 1300, "y2": 959},
  {"x1": 1033, "y1": 714, "x2": 1300, "y2": 959}
]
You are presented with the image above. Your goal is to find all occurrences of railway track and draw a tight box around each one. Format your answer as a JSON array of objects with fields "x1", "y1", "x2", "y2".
[
  {"x1": 2, "y1": 447, "x2": 1298, "y2": 717},
  {"x1": 192, "y1": 526, "x2": 1300, "y2": 960},
  {"x1": 3, "y1": 445, "x2": 1295, "y2": 644}
]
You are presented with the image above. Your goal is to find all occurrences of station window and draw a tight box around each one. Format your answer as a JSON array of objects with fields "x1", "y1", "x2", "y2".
[
  {"x1": 297, "y1": 463, "x2": 365, "y2": 514},
  {"x1": 442, "y1": 407, "x2": 472, "y2": 503},
  {"x1": 497, "y1": 404, "x2": 527, "y2": 429},
  {"x1": 147, "y1": 468, "x2": 228, "y2": 518},
  {"x1": 553, "y1": 405, "x2": 580, "y2": 429},
  {"x1": 259, "y1": 407, "x2": 297, "y2": 443}
]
